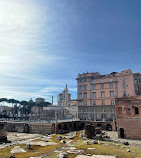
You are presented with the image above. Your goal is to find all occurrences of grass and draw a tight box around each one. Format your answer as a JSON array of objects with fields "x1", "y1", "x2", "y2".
[
  {"x1": 0, "y1": 144, "x2": 61, "y2": 158},
  {"x1": 75, "y1": 141, "x2": 141, "y2": 158},
  {"x1": 1, "y1": 131, "x2": 141, "y2": 158}
]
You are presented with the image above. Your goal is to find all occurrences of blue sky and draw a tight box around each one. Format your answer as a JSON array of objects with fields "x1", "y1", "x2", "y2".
[{"x1": 0, "y1": 0, "x2": 141, "y2": 104}]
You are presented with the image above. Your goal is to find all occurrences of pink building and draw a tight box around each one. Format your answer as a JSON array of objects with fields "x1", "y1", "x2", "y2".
[{"x1": 76, "y1": 69, "x2": 139, "y2": 106}]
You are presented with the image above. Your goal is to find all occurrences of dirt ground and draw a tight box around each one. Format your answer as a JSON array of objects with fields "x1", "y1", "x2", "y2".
[
  {"x1": 105, "y1": 131, "x2": 141, "y2": 148},
  {"x1": 0, "y1": 131, "x2": 141, "y2": 158}
]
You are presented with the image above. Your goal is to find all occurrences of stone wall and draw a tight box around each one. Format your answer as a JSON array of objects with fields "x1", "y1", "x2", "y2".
[
  {"x1": 6, "y1": 122, "x2": 29, "y2": 133},
  {"x1": 117, "y1": 117, "x2": 141, "y2": 139},
  {"x1": 0, "y1": 122, "x2": 7, "y2": 142},
  {"x1": 5, "y1": 122, "x2": 55, "y2": 134},
  {"x1": 116, "y1": 97, "x2": 141, "y2": 139},
  {"x1": 28, "y1": 123, "x2": 55, "y2": 134},
  {"x1": 3, "y1": 120, "x2": 116, "y2": 135},
  {"x1": 57, "y1": 121, "x2": 116, "y2": 131}
]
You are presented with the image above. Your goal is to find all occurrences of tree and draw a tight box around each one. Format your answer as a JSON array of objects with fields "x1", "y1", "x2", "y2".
[
  {"x1": 2, "y1": 110, "x2": 9, "y2": 118},
  {"x1": 8, "y1": 99, "x2": 19, "y2": 107},
  {"x1": 0, "y1": 98, "x2": 8, "y2": 105}
]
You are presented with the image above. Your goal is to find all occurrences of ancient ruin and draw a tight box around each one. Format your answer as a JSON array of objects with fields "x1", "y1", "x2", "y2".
[
  {"x1": 0, "y1": 122, "x2": 7, "y2": 143},
  {"x1": 85, "y1": 124, "x2": 95, "y2": 139}
]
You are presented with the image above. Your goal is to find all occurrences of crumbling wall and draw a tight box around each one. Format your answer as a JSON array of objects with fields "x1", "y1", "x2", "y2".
[
  {"x1": 28, "y1": 123, "x2": 55, "y2": 134},
  {"x1": 85, "y1": 124, "x2": 95, "y2": 138},
  {"x1": 6, "y1": 123, "x2": 29, "y2": 133},
  {"x1": 0, "y1": 122, "x2": 7, "y2": 142}
]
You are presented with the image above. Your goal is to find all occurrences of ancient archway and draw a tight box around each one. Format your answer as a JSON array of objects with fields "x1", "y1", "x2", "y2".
[
  {"x1": 120, "y1": 128, "x2": 124, "y2": 138},
  {"x1": 97, "y1": 123, "x2": 102, "y2": 130},
  {"x1": 135, "y1": 107, "x2": 139, "y2": 115},
  {"x1": 58, "y1": 124, "x2": 61, "y2": 130},
  {"x1": 63, "y1": 124, "x2": 68, "y2": 130},
  {"x1": 80, "y1": 123, "x2": 85, "y2": 130},
  {"x1": 69, "y1": 123, "x2": 72, "y2": 130},
  {"x1": 74, "y1": 123, "x2": 77, "y2": 130},
  {"x1": 106, "y1": 124, "x2": 112, "y2": 131}
]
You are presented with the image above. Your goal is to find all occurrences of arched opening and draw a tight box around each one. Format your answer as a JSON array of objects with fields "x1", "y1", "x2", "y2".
[
  {"x1": 120, "y1": 128, "x2": 124, "y2": 138},
  {"x1": 106, "y1": 124, "x2": 112, "y2": 131},
  {"x1": 74, "y1": 123, "x2": 77, "y2": 130},
  {"x1": 135, "y1": 107, "x2": 139, "y2": 115},
  {"x1": 97, "y1": 123, "x2": 102, "y2": 130},
  {"x1": 63, "y1": 124, "x2": 68, "y2": 130},
  {"x1": 58, "y1": 124, "x2": 61, "y2": 130},
  {"x1": 69, "y1": 123, "x2": 72, "y2": 130},
  {"x1": 80, "y1": 123, "x2": 85, "y2": 130}
]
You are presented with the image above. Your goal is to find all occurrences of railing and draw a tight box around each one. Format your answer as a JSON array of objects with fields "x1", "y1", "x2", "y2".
[{"x1": 0, "y1": 118, "x2": 80, "y2": 124}]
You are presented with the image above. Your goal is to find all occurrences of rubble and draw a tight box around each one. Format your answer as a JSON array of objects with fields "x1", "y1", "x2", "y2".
[
  {"x1": 10, "y1": 146, "x2": 26, "y2": 153},
  {"x1": 57, "y1": 152, "x2": 67, "y2": 158}
]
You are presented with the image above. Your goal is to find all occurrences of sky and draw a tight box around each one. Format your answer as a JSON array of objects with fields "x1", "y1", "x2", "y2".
[{"x1": 0, "y1": 0, "x2": 141, "y2": 104}]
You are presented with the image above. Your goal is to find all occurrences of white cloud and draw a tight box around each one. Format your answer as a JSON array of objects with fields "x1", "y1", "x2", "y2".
[{"x1": 0, "y1": 0, "x2": 77, "y2": 103}]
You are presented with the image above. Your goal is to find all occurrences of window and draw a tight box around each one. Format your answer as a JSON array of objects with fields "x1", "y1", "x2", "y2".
[
  {"x1": 110, "y1": 84, "x2": 113, "y2": 88},
  {"x1": 79, "y1": 85, "x2": 82, "y2": 91},
  {"x1": 93, "y1": 101, "x2": 96, "y2": 105},
  {"x1": 101, "y1": 80, "x2": 104, "y2": 83},
  {"x1": 101, "y1": 84, "x2": 104, "y2": 89},
  {"x1": 92, "y1": 80, "x2": 95, "y2": 84},
  {"x1": 110, "y1": 91, "x2": 114, "y2": 97},
  {"x1": 84, "y1": 101, "x2": 87, "y2": 106},
  {"x1": 79, "y1": 101, "x2": 82, "y2": 106},
  {"x1": 135, "y1": 107, "x2": 139, "y2": 115},
  {"x1": 101, "y1": 92, "x2": 105, "y2": 98},
  {"x1": 123, "y1": 90, "x2": 126, "y2": 97},
  {"x1": 122, "y1": 77, "x2": 125, "y2": 81},
  {"x1": 110, "y1": 78, "x2": 113, "y2": 82},
  {"x1": 123, "y1": 82, "x2": 126, "y2": 89},
  {"x1": 84, "y1": 85, "x2": 87, "y2": 91},
  {"x1": 79, "y1": 93, "x2": 82, "y2": 99},
  {"x1": 92, "y1": 85, "x2": 95, "y2": 90},
  {"x1": 92, "y1": 92, "x2": 96, "y2": 98},
  {"x1": 111, "y1": 100, "x2": 114, "y2": 105},
  {"x1": 102, "y1": 100, "x2": 105, "y2": 105},
  {"x1": 118, "y1": 107, "x2": 122, "y2": 114},
  {"x1": 127, "y1": 108, "x2": 130, "y2": 115},
  {"x1": 84, "y1": 93, "x2": 87, "y2": 98}
]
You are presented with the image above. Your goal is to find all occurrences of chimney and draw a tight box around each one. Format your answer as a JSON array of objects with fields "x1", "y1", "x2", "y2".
[{"x1": 52, "y1": 96, "x2": 53, "y2": 106}]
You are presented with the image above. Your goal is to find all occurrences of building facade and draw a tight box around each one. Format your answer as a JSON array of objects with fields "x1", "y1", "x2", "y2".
[
  {"x1": 116, "y1": 96, "x2": 141, "y2": 139},
  {"x1": 78, "y1": 105, "x2": 115, "y2": 121},
  {"x1": 69, "y1": 99, "x2": 78, "y2": 118},
  {"x1": 43, "y1": 106, "x2": 69, "y2": 120},
  {"x1": 76, "y1": 69, "x2": 141, "y2": 121},
  {"x1": 57, "y1": 85, "x2": 71, "y2": 107},
  {"x1": 35, "y1": 98, "x2": 45, "y2": 103}
]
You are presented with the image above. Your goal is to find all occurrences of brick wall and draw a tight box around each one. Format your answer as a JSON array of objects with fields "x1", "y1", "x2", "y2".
[
  {"x1": 28, "y1": 123, "x2": 55, "y2": 134},
  {"x1": 117, "y1": 117, "x2": 141, "y2": 139},
  {"x1": 116, "y1": 96, "x2": 141, "y2": 139}
]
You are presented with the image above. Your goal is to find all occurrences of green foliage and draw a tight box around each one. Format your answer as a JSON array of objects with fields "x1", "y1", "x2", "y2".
[{"x1": 0, "y1": 97, "x2": 51, "y2": 117}]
